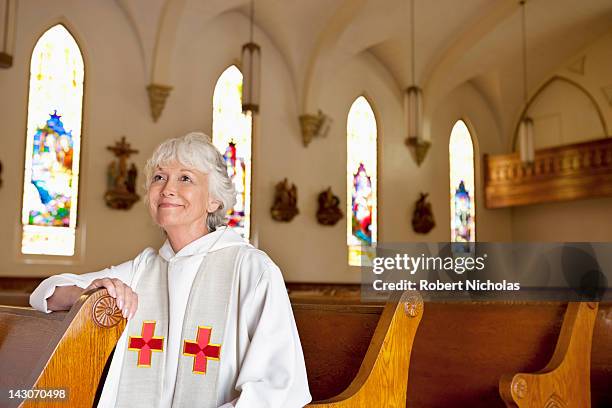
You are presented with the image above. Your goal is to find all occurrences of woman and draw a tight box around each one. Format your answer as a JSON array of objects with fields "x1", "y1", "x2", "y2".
[{"x1": 30, "y1": 132, "x2": 312, "y2": 408}]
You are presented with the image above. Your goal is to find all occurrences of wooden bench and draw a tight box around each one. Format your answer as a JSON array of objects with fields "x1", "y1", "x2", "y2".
[
  {"x1": 0, "y1": 289, "x2": 125, "y2": 407},
  {"x1": 1, "y1": 290, "x2": 610, "y2": 407},
  {"x1": 293, "y1": 298, "x2": 610, "y2": 407}
]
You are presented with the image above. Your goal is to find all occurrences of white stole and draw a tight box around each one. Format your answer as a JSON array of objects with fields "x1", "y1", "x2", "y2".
[{"x1": 115, "y1": 245, "x2": 243, "y2": 408}]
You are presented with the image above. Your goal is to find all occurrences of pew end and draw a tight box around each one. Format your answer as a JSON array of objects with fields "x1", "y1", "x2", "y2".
[
  {"x1": 297, "y1": 292, "x2": 423, "y2": 407},
  {"x1": 0, "y1": 288, "x2": 125, "y2": 408},
  {"x1": 499, "y1": 302, "x2": 599, "y2": 408}
]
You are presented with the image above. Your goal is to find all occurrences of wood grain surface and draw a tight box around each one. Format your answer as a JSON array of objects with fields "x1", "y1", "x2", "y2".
[{"x1": 499, "y1": 302, "x2": 598, "y2": 408}]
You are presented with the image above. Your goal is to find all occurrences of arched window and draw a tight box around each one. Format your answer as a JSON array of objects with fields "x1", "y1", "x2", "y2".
[
  {"x1": 212, "y1": 65, "x2": 252, "y2": 240},
  {"x1": 21, "y1": 24, "x2": 84, "y2": 256},
  {"x1": 449, "y1": 120, "x2": 475, "y2": 242},
  {"x1": 347, "y1": 96, "x2": 377, "y2": 266}
]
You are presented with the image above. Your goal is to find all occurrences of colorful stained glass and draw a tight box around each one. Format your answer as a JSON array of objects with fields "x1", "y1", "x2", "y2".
[
  {"x1": 21, "y1": 25, "x2": 84, "y2": 256},
  {"x1": 212, "y1": 66, "x2": 252, "y2": 240},
  {"x1": 347, "y1": 96, "x2": 377, "y2": 266},
  {"x1": 449, "y1": 120, "x2": 475, "y2": 243},
  {"x1": 453, "y1": 181, "x2": 472, "y2": 242}
]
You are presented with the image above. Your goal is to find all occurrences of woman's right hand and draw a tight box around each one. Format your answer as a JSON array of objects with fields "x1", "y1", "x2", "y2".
[{"x1": 85, "y1": 278, "x2": 138, "y2": 319}]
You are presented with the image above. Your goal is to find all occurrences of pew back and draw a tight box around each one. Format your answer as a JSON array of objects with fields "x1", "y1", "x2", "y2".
[
  {"x1": 0, "y1": 289, "x2": 125, "y2": 407},
  {"x1": 293, "y1": 299, "x2": 612, "y2": 407}
]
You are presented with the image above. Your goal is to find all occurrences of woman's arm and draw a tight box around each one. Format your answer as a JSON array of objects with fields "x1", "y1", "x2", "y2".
[
  {"x1": 30, "y1": 248, "x2": 153, "y2": 317},
  {"x1": 46, "y1": 285, "x2": 84, "y2": 311},
  {"x1": 45, "y1": 277, "x2": 139, "y2": 319},
  {"x1": 229, "y1": 251, "x2": 311, "y2": 408}
]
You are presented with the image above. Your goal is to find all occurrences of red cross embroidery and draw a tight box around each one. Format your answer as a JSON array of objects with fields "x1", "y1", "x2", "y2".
[
  {"x1": 127, "y1": 321, "x2": 164, "y2": 367},
  {"x1": 183, "y1": 326, "x2": 222, "y2": 375}
]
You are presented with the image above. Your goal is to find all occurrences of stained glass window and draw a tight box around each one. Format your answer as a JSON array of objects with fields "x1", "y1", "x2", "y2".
[
  {"x1": 21, "y1": 25, "x2": 84, "y2": 256},
  {"x1": 347, "y1": 96, "x2": 377, "y2": 266},
  {"x1": 449, "y1": 120, "x2": 475, "y2": 243},
  {"x1": 212, "y1": 65, "x2": 252, "y2": 240}
]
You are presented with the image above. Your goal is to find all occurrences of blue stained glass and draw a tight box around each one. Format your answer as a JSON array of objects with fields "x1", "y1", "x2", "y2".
[
  {"x1": 453, "y1": 180, "x2": 471, "y2": 242},
  {"x1": 28, "y1": 111, "x2": 75, "y2": 227},
  {"x1": 222, "y1": 141, "x2": 247, "y2": 228},
  {"x1": 352, "y1": 162, "x2": 373, "y2": 245}
]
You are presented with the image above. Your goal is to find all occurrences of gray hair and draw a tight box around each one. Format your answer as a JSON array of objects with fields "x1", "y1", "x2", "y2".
[{"x1": 144, "y1": 132, "x2": 236, "y2": 232}]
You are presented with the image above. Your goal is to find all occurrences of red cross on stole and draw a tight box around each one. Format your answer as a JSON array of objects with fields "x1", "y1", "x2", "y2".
[
  {"x1": 127, "y1": 321, "x2": 164, "y2": 367},
  {"x1": 183, "y1": 326, "x2": 222, "y2": 375}
]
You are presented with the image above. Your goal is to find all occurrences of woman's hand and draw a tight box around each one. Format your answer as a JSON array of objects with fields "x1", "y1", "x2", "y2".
[{"x1": 86, "y1": 278, "x2": 138, "y2": 319}]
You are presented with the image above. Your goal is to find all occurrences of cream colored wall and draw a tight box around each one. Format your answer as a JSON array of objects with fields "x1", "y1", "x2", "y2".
[
  {"x1": 0, "y1": 1, "x2": 163, "y2": 278},
  {"x1": 0, "y1": 1, "x2": 609, "y2": 281},
  {"x1": 511, "y1": 31, "x2": 612, "y2": 242},
  {"x1": 528, "y1": 79, "x2": 606, "y2": 148}
]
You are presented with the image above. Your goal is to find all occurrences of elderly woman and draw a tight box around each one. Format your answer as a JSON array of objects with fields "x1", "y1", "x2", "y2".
[{"x1": 30, "y1": 133, "x2": 312, "y2": 408}]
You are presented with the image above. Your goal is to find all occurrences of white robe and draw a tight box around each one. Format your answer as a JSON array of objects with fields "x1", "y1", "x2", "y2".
[{"x1": 29, "y1": 227, "x2": 312, "y2": 408}]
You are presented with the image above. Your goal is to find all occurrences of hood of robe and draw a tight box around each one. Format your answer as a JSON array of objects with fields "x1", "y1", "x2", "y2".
[{"x1": 158, "y1": 226, "x2": 251, "y2": 262}]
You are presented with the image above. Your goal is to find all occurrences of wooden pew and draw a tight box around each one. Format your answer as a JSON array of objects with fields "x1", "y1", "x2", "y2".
[
  {"x1": 1, "y1": 289, "x2": 610, "y2": 407},
  {"x1": 297, "y1": 292, "x2": 424, "y2": 407},
  {"x1": 293, "y1": 298, "x2": 611, "y2": 407},
  {"x1": 0, "y1": 289, "x2": 125, "y2": 407}
]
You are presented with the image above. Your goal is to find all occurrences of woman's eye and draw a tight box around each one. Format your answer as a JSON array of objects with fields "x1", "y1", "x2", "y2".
[
  {"x1": 152, "y1": 174, "x2": 164, "y2": 182},
  {"x1": 180, "y1": 175, "x2": 192, "y2": 182}
]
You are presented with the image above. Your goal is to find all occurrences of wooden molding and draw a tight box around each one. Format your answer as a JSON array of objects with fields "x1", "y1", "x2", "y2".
[{"x1": 484, "y1": 137, "x2": 612, "y2": 208}]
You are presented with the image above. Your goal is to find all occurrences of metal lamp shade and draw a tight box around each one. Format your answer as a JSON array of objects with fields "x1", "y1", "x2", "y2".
[
  {"x1": 518, "y1": 116, "x2": 535, "y2": 164},
  {"x1": 405, "y1": 86, "x2": 423, "y2": 141},
  {"x1": 241, "y1": 42, "x2": 261, "y2": 114}
]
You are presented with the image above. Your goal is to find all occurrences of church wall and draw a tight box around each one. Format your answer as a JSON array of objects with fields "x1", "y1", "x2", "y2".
[
  {"x1": 0, "y1": 0, "x2": 163, "y2": 278},
  {"x1": 511, "y1": 30, "x2": 612, "y2": 242},
  {"x1": 528, "y1": 79, "x2": 606, "y2": 148},
  {"x1": 428, "y1": 82, "x2": 513, "y2": 243},
  {"x1": 0, "y1": 2, "x2": 609, "y2": 282}
]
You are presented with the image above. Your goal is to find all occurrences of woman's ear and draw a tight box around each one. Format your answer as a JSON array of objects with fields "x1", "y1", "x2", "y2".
[{"x1": 207, "y1": 198, "x2": 221, "y2": 213}]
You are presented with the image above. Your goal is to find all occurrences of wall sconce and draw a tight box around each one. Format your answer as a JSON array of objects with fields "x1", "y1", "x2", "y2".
[
  {"x1": 147, "y1": 83, "x2": 173, "y2": 123},
  {"x1": 299, "y1": 110, "x2": 332, "y2": 147}
]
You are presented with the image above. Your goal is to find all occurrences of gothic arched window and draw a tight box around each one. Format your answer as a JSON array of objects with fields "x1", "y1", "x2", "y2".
[
  {"x1": 449, "y1": 120, "x2": 476, "y2": 242},
  {"x1": 212, "y1": 65, "x2": 252, "y2": 240},
  {"x1": 347, "y1": 96, "x2": 377, "y2": 266},
  {"x1": 21, "y1": 24, "x2": 84, "y2": 256}
]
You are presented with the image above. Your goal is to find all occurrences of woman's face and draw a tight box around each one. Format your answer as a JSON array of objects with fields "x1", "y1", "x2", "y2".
[{"x1": 148, "y1": 161, "x2": 220, "y2": 232}]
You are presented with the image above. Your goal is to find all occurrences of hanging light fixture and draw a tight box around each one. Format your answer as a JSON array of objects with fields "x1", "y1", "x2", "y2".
[
  {"x1": 404, "y1": 0, "x2": 429, "y2": 166},
  {"x1": 517, "y1": 0, "x2": 534, "y2": 164},
  {"x1": 0, "y1": 0, "x2": 16, "y2": 68},
  {"x1": 241, "y1": 0, "x2": 261, "y2": 114}
]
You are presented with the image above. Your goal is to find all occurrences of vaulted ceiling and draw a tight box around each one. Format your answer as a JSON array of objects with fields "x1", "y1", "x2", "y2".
[{"x1": 115, "y1": 0, "x2": 612, "y2": 137}]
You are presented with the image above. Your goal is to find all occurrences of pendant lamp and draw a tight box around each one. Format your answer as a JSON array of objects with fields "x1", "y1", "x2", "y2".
[
  {"x1": 518, "y1": 0, "x2": 534, "y2": 165},
  {"x1": 404, "y1": 0, "x2": 429, "y2": 166},
  {"x1": 241, "y1": 0, "x2": 261, "y2": 114}
]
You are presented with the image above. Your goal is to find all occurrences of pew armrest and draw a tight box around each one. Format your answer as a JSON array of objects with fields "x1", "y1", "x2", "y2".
[
  {"x1": 307, "y1": 292, "x2": 423, "y2": 408},
  {"x1": 499, "y1": 302, "x2": 599, "y2": 408},
  {"x1": 0, "y1": 288, "x2": 126, "y2": 408}
]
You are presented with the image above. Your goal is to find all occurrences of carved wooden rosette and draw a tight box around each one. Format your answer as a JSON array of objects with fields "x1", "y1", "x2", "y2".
[
  {"x1": 92, "y1": 294, "x2": 123, "y2": 328},
  {"x1": 401, "y1": 292, "x2": 423, "y2": 318}
]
